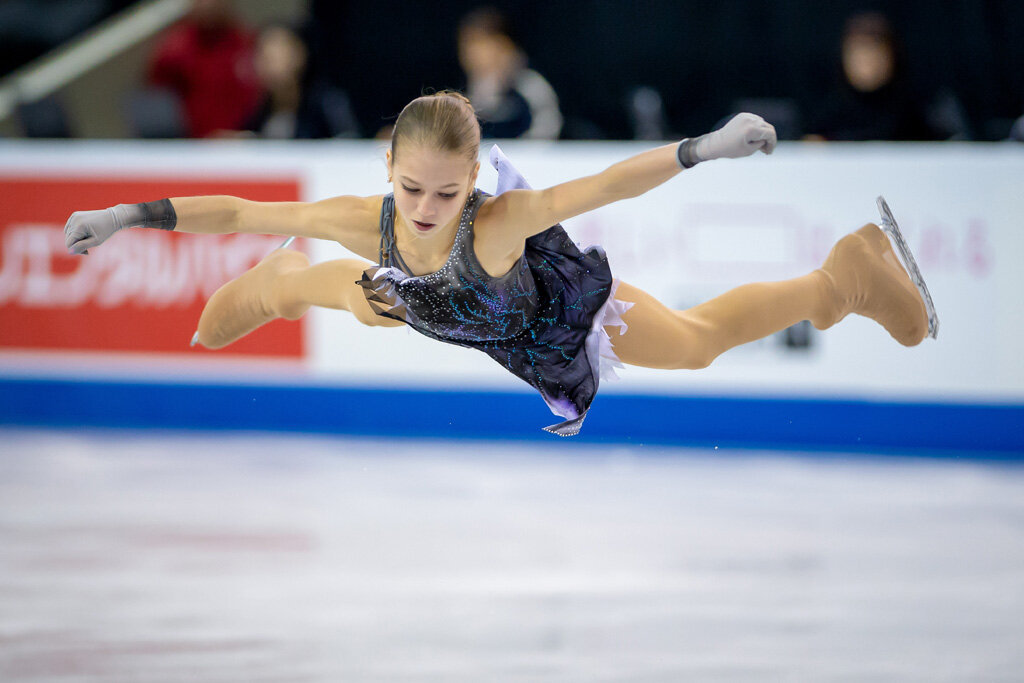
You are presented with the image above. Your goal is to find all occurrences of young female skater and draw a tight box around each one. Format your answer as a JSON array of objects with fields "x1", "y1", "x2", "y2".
[{"x1": 64, "y1": 92, "x2": 937, "y2": 436}]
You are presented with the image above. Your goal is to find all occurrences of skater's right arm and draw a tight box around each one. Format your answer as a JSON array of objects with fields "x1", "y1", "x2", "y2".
[
  {"x1": 64, "y1": 194, "x2": 381, "y2": 257},
  {"x1": 173, "y1": 195, "x2": 379, "y2": 245}
]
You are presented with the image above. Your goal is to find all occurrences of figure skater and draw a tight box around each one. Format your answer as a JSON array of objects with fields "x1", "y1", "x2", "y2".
[{"x1": 64, "y1": 92, "x2": 938, "y2": 436}]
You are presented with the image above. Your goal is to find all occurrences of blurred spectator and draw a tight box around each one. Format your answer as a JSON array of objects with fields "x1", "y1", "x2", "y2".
[
  {"x1": 146, "y1": 0, "x2": 260, "y2": 138},
  {"x1": 243, "y1": 22, "x2": 359, "y2": 139},
  {"x1": 805, "y1": 12, "x2": 940, "y2": 141},
  {"x1": 457, "y1": 7, "x2": 562, "y2": 140}
]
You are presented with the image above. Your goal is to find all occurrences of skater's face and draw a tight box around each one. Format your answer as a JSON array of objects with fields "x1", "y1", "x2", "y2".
[{"x1": 387, "y1": 145, "x2": 480, "y2": 244}]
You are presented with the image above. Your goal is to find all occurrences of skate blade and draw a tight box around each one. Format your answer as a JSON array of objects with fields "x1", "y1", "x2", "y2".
[
  {"x1": 190, "y1": 331, "x2": 199, "y2": 347},
  {"x1": 875, "y1": 196, "x2": 939, "y2": 340}
]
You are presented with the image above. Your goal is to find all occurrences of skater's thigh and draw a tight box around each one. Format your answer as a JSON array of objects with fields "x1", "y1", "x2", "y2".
[
  {"x1": 297, "y1": 258, "x2": 405, "y2": 328},
  {"x1": 608, "y1": 281, "x2": 713, "y2": 370}
]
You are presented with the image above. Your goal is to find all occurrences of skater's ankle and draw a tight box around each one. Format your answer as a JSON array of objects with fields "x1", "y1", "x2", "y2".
[{"x1": 809, "y1": 269, "x2": 842, "y2": 330}]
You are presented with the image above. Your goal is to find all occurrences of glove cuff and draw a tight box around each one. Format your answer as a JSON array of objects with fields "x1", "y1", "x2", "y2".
[
  {"x1": 676, "y1": 136, "x2": 705, "y2": 169},
  {"x1": 113, "y1": 199, "x2": 177, "y2": 231},
  {"x1": 140, "y1": 199, "x2": 177, "y2": 231}
]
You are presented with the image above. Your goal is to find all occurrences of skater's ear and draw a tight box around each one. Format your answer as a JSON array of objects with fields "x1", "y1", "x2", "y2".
[
  {"x1": 468, "y1": 160, "x2": 480, "y2": 191},
  {"x1": 385, "y1": 149, "x2": 393, "y2": 183}
]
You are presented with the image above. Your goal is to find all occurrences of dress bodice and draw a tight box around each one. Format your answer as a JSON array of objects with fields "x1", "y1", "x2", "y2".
[{"x1": 373, "y1": 190, "x2": 541, "y2": 342}]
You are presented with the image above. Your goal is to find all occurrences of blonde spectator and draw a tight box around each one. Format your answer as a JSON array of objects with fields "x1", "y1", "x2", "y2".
[{"x1": 458, "y1": 7, "x2": 562, "y2": 140}]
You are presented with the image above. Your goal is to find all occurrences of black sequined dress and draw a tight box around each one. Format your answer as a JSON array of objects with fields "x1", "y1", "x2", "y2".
[{"x1": 358, "y1": 147, "x2": 630, "y2": 435}]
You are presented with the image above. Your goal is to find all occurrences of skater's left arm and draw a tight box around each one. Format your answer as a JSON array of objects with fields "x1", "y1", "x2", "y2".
[{"x1": 487, "y1": 114, "x2": 776, "y2": 244}]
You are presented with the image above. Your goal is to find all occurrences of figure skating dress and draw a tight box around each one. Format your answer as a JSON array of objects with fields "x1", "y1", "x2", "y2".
[{"x1": 358, "y1": 146, "x2": 631, "y2": 435}]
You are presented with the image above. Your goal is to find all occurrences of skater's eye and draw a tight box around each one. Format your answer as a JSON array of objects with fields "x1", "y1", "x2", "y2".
[
  {"x1": 401, "y1": 185, "x2": 421, "y2": 194},
  {"x1": 438, "y1": 192, "x2": 458, "y2": 199}
]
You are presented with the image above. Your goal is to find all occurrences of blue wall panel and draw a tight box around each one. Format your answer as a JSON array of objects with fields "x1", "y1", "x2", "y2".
[{"x1": 2, "y1": 378, "x2": 1021, "y2": 459}]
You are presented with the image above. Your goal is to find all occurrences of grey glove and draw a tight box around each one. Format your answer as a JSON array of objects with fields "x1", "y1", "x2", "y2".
[
  {"x1": 677, "y1": 113, "x2": 778, "y2": 168},
  {"x1": 64, "y1": 199, "x2": 176, "y2": 255}
]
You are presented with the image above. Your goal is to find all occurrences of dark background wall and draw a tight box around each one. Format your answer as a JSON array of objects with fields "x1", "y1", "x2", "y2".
[{"x1": 309, "y1": 0, "x2": 1024, "y2": 140}]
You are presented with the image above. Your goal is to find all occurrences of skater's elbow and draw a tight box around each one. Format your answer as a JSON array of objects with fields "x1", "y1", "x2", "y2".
[{"x1": 226, "y1": 197, "x2": 245, "y2": 234}]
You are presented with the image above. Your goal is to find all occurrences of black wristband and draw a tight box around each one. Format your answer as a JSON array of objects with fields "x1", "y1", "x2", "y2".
[
  {"x1": 676, "y1": 137, "x2": 703, "y2": 169},
  {"x1": 140, "y1": 199, "x2": 177, "y2": 231}
]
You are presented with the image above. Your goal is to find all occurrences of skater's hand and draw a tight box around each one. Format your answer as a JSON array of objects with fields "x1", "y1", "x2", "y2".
[
  {"x1": 64, "y1": 204, "x2": 144, "y2": 255},
  {"x1": 694, "y1": 113, "x2": 777, "y2": 162}
]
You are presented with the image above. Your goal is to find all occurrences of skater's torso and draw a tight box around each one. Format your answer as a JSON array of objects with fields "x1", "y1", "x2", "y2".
[{"x1": 371, "y1": 189, "x2": 541, "y2": 343}]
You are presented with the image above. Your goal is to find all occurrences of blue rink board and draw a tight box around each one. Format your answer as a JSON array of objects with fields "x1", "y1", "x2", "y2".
[{"x1": 0, "y1": 377, "x2": 1021, "y2": 459}]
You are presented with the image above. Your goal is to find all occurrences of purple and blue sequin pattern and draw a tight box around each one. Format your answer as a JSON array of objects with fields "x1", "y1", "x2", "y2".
[{"x1": 360, "y1": 191, "x2": 540, "y2": 342}]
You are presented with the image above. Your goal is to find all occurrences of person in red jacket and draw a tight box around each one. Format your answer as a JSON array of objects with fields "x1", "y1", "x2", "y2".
[{"x1": 147, "y1": 0, "x2": 260, "y2": 138}]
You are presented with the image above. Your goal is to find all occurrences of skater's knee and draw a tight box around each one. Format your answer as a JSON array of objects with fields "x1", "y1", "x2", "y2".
[
  {"x1": 667, "y1": 313, "x2": 724, "y2": 369},
  {"x1": 352, "y1": 306, "x2": 404, "y2": 327},
  {"x1": 276, "y1": 248, "x2": 310, "y2": 270},
  {"x1": 344, "y1": 286, "x2": 404, "y2": 327},
  {"x1": 668, "y1": 345, "x2": 717, "y2": 370}
]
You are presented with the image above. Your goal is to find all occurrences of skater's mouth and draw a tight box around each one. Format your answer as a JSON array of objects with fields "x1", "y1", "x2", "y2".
[{"x1": 412, "y1": 220, "x2": 436, "y2": 232}]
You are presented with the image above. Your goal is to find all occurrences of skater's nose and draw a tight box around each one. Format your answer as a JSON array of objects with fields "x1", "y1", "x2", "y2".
[{"x1": 416, "y1": 195, "x2": 437, "y2": 219}]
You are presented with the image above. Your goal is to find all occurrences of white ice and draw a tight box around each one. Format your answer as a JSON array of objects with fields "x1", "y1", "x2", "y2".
[{"x1": 1, "y1": 429, "x2": 1023, "y2": 682}]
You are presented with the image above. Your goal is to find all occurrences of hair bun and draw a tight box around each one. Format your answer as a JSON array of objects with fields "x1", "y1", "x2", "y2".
[{"x1": 432, "y1": 89, "x2": 476, "y2": 114}]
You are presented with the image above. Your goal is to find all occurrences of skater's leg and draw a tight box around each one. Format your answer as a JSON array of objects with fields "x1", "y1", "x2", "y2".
[
  {"x1": 271, "y1": 259, "x2": 403, "y2": 326},
  {"x1": 608, "y1": 273, "x2": 835, "y2": 370},
  {"x1": 607, "y1": 222, "x2": 929, "y2": 369},
  {"x1": 197, "y1": 250, "x2": 401, "y2": 349}
]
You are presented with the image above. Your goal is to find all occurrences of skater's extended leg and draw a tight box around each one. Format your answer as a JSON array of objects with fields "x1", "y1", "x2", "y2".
[
  {"x1": 197, "y1": 250, "x2": 401, "y2": 349},
  {"x1": 608, "y1": 223, "x2": 929, "y2": 369},
  {"x1": 608, "y1": 274, "x2": 835, "y2": 370}
]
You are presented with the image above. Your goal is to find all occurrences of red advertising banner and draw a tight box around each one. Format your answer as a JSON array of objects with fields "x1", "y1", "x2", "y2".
[{"x1": 0, "y1": 177, "x2": 303, "y2": 357}]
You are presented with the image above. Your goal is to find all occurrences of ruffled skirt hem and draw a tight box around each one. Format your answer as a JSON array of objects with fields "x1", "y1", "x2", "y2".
[{"x1": 542, "y1": 278, "x2": 633, "y2": 436}]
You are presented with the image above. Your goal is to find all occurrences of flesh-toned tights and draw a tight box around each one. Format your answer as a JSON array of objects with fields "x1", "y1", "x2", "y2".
[{"x1": 262, "y1": 255, "x2": 834, "y2": 370}]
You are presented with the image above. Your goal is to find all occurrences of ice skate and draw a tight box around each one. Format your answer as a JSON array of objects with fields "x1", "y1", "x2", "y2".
[
  {"x1": 876, "y1": 196, "x2": 939, "y2": 339},
  {"x1": 816, "y1": 218, "x2": 930, "y2": 347},
  {"x1": 195, "y1": 248, "x2": 309, "y2": 349}
]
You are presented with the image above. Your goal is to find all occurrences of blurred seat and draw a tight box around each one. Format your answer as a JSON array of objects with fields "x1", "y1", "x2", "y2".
[
  {"x1": 1007, "y1": 114, "x2": 1024, "y2": 142},
  {"x1": 628, "y1": 86, "x2": 670, "y2": 140},
  {"x1": 926, "y1": 88, "x2": 972, "y2": 140},
  {"x1": 125, "y1": 88, "x2": 186, "y2": 139},
  {"x1": 16, "y1": 95, "x2": 72, "y2": 138}
]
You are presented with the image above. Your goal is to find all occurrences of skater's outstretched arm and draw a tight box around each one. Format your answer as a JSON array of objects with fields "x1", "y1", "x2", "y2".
[
  {"x1": 481, "y1": 113, "x2": 776, "y2": 246},
  {"x1": 64, "y1": 194, "x2": 382, "y2": 258}
]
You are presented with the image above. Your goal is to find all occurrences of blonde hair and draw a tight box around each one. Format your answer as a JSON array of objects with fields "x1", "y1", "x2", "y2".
[{"x1": 391, "y1": 90, "x2": 481, "y2": 163}]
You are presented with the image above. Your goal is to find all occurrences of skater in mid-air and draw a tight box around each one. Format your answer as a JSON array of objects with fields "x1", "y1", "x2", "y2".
[{"x1": 64, "y1": 91, "x2": 938, "y2": 435}]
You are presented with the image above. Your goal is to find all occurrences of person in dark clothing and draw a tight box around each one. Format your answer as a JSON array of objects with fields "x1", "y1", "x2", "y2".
[
  {"x1": 806, "y1": 12, "x2": 938, "y2": 141},
  {"x1": 244, "y1": 22, "x2": 359, "y2": 139},
  {"x1": 457, "y1": 7, "x2": 562, "y2": 140}
]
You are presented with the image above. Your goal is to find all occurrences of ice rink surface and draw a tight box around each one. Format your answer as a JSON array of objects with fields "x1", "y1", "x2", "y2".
[{"x1": 1, "y1": 429, "x2": 1022, "y2": 682}]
